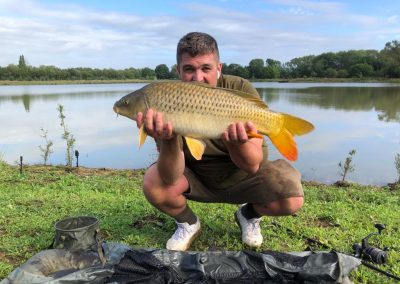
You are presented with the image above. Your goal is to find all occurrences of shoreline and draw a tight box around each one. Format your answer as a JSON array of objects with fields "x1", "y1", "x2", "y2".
[
  {"x1": 5, "y1": 162, "x2": 399, "y2": 189},
  {"x1": 1, "y1": 77, "x2": 400, "y2": 86}
]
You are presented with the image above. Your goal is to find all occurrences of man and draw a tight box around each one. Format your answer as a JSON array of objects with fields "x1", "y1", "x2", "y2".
[{"x1": 136, "y1": 32, "x2": 304, "y2": 251}]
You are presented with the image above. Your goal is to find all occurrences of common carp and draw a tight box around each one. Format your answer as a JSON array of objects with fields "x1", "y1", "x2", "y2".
[{"x1": 113, "y1": 81, "x2": 314, "y2": 161}]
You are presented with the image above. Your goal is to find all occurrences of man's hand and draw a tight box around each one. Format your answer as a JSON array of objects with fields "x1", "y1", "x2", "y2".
[
  {"x1": 136, "y1": 109, "x2": 175, "y2": 140},
  {"x1": 222, "y1": 121, "x2": 256, "y2": 144},
  {"x1": 222, "y1": 121, "x2": 263, "y2": 174},
  {"x1": 136, "y1": 109, "x2": 183, "y2": 185}
]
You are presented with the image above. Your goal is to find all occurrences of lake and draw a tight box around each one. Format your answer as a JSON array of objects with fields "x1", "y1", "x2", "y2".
[{"x1": 0, "y1": 82, "x2": 399, "y2": 186}]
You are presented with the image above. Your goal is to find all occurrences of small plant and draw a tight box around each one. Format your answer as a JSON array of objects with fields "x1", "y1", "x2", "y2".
[
  {"x1": 57, "y1": 104, "x2": 76, "y2": 167},
  {"x1": 338, "y1": 149, "x2": 356, "y2": 182},
  {"x1": 38, "y1": 127, "x2": 53, "y2": 165},
  {"x1": 395, "y1": 153, "x2": 400, "y2": 183}
]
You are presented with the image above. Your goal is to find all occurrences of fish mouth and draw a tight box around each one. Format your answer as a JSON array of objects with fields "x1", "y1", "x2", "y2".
[{"x1": 113, "y1": 105, "x2": 120, "y2": 114}]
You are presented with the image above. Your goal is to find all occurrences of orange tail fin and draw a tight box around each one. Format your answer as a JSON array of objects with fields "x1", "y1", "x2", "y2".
[
  {"x1": 269, "y1": 113, "x2": 314, "y2": 161},
  {"x1": 269, "y1": 128, "x2": 298, "y2": 161}
]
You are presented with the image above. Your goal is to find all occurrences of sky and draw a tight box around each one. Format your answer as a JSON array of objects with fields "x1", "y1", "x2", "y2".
[{"x1": 0, "y1": 0, "x2": 399, "y2": 69}]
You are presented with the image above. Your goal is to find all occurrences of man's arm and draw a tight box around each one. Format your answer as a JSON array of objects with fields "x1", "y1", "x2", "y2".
[
  {"x1": 137, "y1": 109, "x2": 185, "y2": 185},
  {"x1": 222, "y1": 122, "x2": 264, "y2": 174}
]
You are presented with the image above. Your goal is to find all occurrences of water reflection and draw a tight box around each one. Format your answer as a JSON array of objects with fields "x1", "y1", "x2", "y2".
[
  {"x1": 257, "y1": 85, "x2": 400, "y2": 123},
  {"x1": 0, "y1": 83, "x2": 146, "y2": 113}
]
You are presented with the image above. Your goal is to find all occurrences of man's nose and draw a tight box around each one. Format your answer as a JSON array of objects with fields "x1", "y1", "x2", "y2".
[{"x1": 192, "y1": 70, "x2": 205, "y2": 82}]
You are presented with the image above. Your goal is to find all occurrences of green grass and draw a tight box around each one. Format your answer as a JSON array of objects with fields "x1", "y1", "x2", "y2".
[{"x1": 1, "y1": 162, "x2": 399, "y2": 283}]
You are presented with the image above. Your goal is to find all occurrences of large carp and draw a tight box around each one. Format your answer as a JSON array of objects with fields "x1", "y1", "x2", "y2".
[{"x1": 113, "y1": 81, "x2": 314, "y2": 161}]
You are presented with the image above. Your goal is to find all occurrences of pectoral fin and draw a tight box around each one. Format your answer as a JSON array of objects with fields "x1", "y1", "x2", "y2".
[
  {"x1": 139, "y1": 124, "x2": 148, "y2": 147},
  {"x1": 246, "y1": 130, "x2": 263, "y2": 139},
  {"x1": 184, "y1": 137, "x2": 206, "y2": 160}
]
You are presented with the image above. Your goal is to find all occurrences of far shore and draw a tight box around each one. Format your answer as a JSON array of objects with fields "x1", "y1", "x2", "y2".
[{"x1": 1, "y1": 77, "x2": 400, "y2": 86}]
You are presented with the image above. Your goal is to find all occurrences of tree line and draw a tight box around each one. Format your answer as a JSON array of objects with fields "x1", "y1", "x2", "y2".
[{"x1": 1, "y1": 40, "x2": 399, "y2": 81}]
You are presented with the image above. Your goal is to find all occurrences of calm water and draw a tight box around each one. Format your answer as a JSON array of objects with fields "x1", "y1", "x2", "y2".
[{"x1": 0, "y1": 82, "x2": 399, "y2": 185}]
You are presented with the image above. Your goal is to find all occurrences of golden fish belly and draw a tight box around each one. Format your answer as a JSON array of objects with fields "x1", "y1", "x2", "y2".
[
  {"x1": 163, "y1": 112, "x2": 233, "y2": 139},
  {"x1": 160, "y1": 106, "x2": 284, "y2": 139}
]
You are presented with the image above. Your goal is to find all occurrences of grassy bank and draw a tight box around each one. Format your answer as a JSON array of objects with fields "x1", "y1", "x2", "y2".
[{"x1": 0, "y1": 162, "x2": 399, "y2": 283}]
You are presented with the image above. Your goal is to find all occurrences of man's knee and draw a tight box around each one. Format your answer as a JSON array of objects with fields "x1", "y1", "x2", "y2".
[
  {"x1": 280, "y1": 196, "x2": 304, "y2": 215},
  {"x1": 255, "y1": 196, "x2": 304, "y2": 216},
  {"x1": 142, "y1": 165, "x2": 189, "y2": 207},
  {"x1": 142, "y1": 165, "x2": 165, "y2": 205}
]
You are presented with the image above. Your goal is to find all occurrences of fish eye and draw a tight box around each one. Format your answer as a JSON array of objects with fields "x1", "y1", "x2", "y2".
[{"x1": 124, "y1": 100, "x2": 128, "y2": 105}]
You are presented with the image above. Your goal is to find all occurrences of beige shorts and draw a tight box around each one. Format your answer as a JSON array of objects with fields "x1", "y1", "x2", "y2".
[{"x1": 183, "y1": 159, "x2": 304, "y2": 205}]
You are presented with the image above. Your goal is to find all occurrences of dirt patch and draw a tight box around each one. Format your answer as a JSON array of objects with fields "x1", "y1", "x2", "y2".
[
  {"x1": 302, "y1": 180, "x2": 326, "y2": 188},
  {"x1": 0, "y1": 250, "x2": 23, "y2": 266},
  {"x1": 333, "y1": 180, "x2": 351, "y2": 187},
  {"x1": 98, "y1": 229, "x2": 113, "y2": 240},
  {"x1": 315, "y1": 216, "x2": 340, "y2": 228},
  {"x1": 130, "y1": 215, "x2": 165, "y2": 229},
  {"x1": 66, "y1": 166, "x2": 141, "y2": 178},
  {"x1": 20, "y1": 165, "x2": 144, "y2": 178},
  {"x1": 387, "y1": 181, "x2": 399, "y2": 191},
  {"x1": 304, "y1": 236, "x2": 330, "y2": 250}
]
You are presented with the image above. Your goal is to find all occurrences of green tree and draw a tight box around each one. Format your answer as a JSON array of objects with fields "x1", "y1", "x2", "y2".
[
  {"x1": 57, "y1": 104, "x2": 76, "y2": 167},
  {"x1": 264, "y1": 59, "x2": 281, "y2": 78},
  {"x1": 141, "y1": 67, "x2": 155, "y2": 79},
  {"x1": 348, "y1": 63, "x2": 374, "y2": 78},
  {"x1": 338, "y1": 149, "x2": 356, "y2": 182},
  {"x1": 285, "y1": 55, "x2": 315, "y2": 78},
  {"x1": 325, "y1": 68, "x2": 338, "y2": 78},
  {"x1": 380, "y1": 40, "x2": 400, "y2": 78},
  {"x1": 38, "y1": 127, "x2": 53, "y2": 165},
  {"x1": 248, "y1": 58, "x2": 265, "y2": 79},
  {"x1": 169, "y1": 64, "x2": 179, "y2": 79},
  {"x1": 155, "y1": 64, "x2": 170, "y2": 79},
  {"x1": 18, "y1": 55, "x2": 27, "y2": 69},
  {"x1": 225, "y1": 63, "x2": 249, "y2": 78},
  {"x1": 221, "y1": 63, "x2": 229, "y2": 74}
]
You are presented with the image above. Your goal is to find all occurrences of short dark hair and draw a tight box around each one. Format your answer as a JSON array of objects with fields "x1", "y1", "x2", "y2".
[{"x1": 176, "y1": 32, "x2": 220, "y2": 65}]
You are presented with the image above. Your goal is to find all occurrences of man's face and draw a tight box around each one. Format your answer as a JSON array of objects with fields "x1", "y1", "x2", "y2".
[{"x1": 177, "y1": 52, "x2": 222, "y2": 87}]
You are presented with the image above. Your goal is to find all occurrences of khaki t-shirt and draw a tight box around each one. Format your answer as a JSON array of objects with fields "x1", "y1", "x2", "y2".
[{"x1": 179, "y1": 74, "x2": 269, "y2": 189}]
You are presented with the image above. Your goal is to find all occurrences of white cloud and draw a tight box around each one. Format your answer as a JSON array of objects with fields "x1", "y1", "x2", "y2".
[{"x1": 0, "y1": 0, "x2": 399, "y2": 68}]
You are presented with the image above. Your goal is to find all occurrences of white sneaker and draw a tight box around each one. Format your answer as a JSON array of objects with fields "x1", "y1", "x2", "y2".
[
  {"x1": 166, "y1": 219, "x2": 201, "y2": 251},
  {"x1": 234, "y1": 205, "x2": 263, "y2": 247}
]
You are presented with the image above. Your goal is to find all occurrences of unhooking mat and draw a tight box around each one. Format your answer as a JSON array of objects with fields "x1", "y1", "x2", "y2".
[{"x1": 1, "y1": 242, "x2": 361, "y2": 284}]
